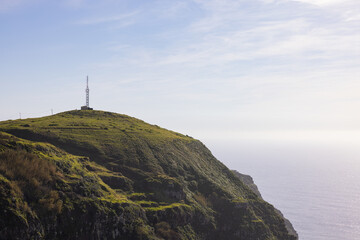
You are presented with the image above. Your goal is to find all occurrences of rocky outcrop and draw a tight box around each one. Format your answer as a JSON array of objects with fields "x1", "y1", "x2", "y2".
[
  {"x1": 232, "y1": 170, "x2": 298, "y2": 239},
  {"x1": 232, "y1": 170, "x2": 262, "y2": 198}
]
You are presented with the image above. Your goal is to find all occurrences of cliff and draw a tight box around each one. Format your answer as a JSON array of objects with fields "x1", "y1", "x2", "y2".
[
  {"x1": 232, "y1": 170, "x2": 298, "y2": 238},
  {"x1": 0, "y1": 110, "x2": 297, "y2": 239}
]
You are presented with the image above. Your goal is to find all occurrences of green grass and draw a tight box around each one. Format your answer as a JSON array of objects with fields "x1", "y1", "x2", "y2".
[
  {"x1": 231, "y1": 197, "x2": 249, "y2": 203},
  {"x1": 0, "y1": 110, "x2": 196, "y2": 170},
  {"x1": 0, "y1": 110, "x2": 193, "y2": 145},
  {"x1": 144, "y1": 202, "x2": 192, "y2": 212},
  {"x1": 0, "y1": 111, "x2": 298, "y2": 240},
  {"x1": 0, "y1": 131, "x2": 133, "y2": 210}
]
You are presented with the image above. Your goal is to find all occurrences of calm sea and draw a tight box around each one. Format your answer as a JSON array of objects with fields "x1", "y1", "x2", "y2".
[{"x1": 205, "y1": 139, "x2": 360, "y2": 240}]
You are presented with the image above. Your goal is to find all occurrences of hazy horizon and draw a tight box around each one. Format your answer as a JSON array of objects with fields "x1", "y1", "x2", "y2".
[{"x1": 203, "y1": 137, "x2": 360, "y2": 240}]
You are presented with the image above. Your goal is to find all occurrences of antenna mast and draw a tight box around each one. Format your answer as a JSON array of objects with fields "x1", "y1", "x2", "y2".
[
  {"x1": 81, "y1": 76, "x2": 93, "y2": 110},
  {"x1": 86, "y1": 76, "x2": 89, "y2": 108}
]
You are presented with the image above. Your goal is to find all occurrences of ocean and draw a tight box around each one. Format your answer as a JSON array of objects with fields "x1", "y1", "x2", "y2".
[{"x1": 205, "y1": 139, "x2": 360, "y2": 240}]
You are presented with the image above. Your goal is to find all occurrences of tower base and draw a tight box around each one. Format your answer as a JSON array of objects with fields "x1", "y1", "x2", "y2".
[{"x1": 81, "y1": 106, "x2": 93, "y2": 110}]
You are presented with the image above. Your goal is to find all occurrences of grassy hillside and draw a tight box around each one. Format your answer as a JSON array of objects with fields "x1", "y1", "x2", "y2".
[{"x1": 0, "y1": 110, "x2": 297, "y2": 240}]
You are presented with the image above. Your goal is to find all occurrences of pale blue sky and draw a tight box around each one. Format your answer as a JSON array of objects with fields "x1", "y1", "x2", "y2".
[{"x1": 1, "y1": 0, "x2": 359, "y2": 144}]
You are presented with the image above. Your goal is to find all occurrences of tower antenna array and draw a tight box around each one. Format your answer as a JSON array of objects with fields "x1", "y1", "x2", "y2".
[
  {"x1": 81, "y1": 76, "x2": 93, "y2": 110},
  {"x1": 86, "y1": 76, "x2": 89, "y2": 108}
]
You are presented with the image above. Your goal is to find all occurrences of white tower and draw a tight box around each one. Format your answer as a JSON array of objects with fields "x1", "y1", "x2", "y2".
[
  {"x1": 86, "y1": 76, "x2": 89, "y2": 108},
  {"x1": 81, "y1": 76, "x2": 93, "y2": 110}
]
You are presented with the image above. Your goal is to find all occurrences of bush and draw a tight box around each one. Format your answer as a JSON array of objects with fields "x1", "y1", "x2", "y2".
[
  {"x1": 194, "y1": 192, "x2": 210, "y2": 207},
  {"x1": 155, "y1": 222, "x2": 180, "y2": 240},
  {"x1": 0, "y1": 149, "x2": 56, "y2": 183},
  {"x1": 0, "y1": 149, "x2": 62, "y2": 213},
  {"x1": 39, "y1": 190, "x2": 63, "y2": 214}
]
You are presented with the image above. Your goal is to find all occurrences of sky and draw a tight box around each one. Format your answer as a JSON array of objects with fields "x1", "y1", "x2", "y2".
[{"x1": 0, "y1": 0, "x2": 359, "y2": 146}]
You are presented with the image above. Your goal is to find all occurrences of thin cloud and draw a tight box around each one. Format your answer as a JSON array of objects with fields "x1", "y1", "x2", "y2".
[
  {"x1": 291, "y1": 0, "x2": 356, "y2": 6},
  {"x1": 0, "y1": 0, "x2": 19, "y2": 11},
  {"x1": 0, "y1": 0, "x2": 36, "y2": 12},
  {"x1": 77, "y1": 0, "x2": 359, "y2": 131},
  {"x1": 63, "y1": 0, "x2": 85, "y2": 8},
  {"x1": 77, "y1": 11, "x2": 139, "y2": 25},
  {"x1": 92, "y1": 0, "x2": 359, "y2": 77},
  {"x1": 155, "y1": 0, "x2": 359, "y2": 65}
]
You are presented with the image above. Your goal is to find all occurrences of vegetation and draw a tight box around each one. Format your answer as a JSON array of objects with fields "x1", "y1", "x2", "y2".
[
  {"x1": 155, "y1": 222, "x2": 180, "y2": 240},
  {"x1": 0, "y1": 111, "x2": 297, "y2": 239}
]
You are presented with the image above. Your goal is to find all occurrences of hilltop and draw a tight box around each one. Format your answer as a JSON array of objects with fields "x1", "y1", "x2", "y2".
[{"x1": 0, "y1": 110, "x2": 297, "y2": 239}]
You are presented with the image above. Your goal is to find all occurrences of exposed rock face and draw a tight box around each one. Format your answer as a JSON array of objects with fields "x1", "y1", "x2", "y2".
[
  {"x1": 232, "y1": 170, "x2": 262, "y2": 198},
  {"x1": 232, "y1": 170, "x2": 298, "y2": 239},
  {"x1": 0, "y1": 110, "x2": 297, "y2": 240}
]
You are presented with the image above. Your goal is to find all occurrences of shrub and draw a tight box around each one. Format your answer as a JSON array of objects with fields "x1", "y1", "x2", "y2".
[
  {"x1": 155, "y1": 222, "x2": 180, "y2": 240},
  {"x1": 194, "y1": 192, "x2": 210, "y2": 207},
  {"x1": 39, "y1": 190, "x2": 63, "y2": 214},
  {"x1": 0, "y1": 149, "x2": 56, "y2": 183},
  {"x1": 0, "y1": 149, "x2": 62, "y2": 213}
]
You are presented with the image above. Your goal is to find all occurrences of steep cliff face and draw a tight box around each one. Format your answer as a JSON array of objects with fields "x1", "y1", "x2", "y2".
[
  {"x1": 0, "y1": 110, "x2": 297, "y2": 239},
  {"x1": 232, "y1": 170, "x2": 298, "y2": 239}
]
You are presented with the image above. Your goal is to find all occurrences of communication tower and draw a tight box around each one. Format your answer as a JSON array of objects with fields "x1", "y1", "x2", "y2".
[{"x1": 81, "y1": 76, "x2": 93, "y2": 110}]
